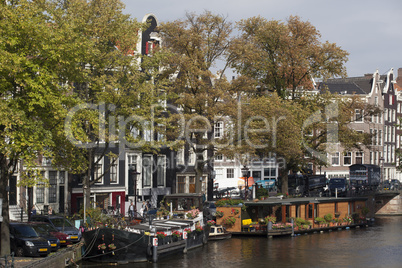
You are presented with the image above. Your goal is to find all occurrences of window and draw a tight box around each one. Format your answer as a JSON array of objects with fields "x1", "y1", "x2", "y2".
[
  {"x1": 48, "y1": 171, "x2": 57, "y2": 203},
  {"x1": 214, "y1": 154, "x2": 223, "y2": 161},
  {"x1": 92, "y1": 155, "x2": 104, "y2": 184},
  {"x1": 343, "y1": 152, "x2": 351, "y2": 165},
  {"x1": 331, "y1": 152, "x2": 340, "y2": 166},
  {"x1": 355, "y1": 152, "x2": 363, "y2": 164},
  {"x1": 177, "y1": 176, "x2": 185, "y2": 193},
  {"x1": 36, "y1": 172, "x2": 45, "y2": 204},
  {"x1": 127, "y1": 154, "x2": 137, "y2": 171},
  {"x1": 214, "y1": 121, "x2": 223, "y2": 138},
  {"x1": 227, "y1": 168, "x2": 234, "y2": 179},
  {"x1": 110, "y1": 157, "x2": 118, "y2": 183},
  {"x1": 157, "y1": 155, "x2": 166, "y2": 187},
  {"x1": 59, "y1": 171, "x2": 65, "y2": 184},
  {"x1": 355, "y1": 109, "x2": 363, "y2": 122},
  {"x1": 143, "y1": 156, "x2": 152, "y2": 187},
  {"x1": 379, "y1": 130, "x2": 382, "y2": 145}
]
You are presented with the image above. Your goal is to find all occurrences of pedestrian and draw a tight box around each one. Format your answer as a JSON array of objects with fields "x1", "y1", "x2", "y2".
[
  {"x1": 48, "y1": 206, "x2": 53, "y2": 215},
  {"x1": 129, "y1": 201, "x2": 135, "y2": 219},
  {"x1": 142, "y1": 201, "x2": 148, "y2": 218},
  {"x1": 31, "y1": 206, "x2": 37, "y2": 216}
]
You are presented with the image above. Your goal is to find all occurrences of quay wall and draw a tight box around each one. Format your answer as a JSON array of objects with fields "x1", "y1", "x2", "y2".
[
  {"x1": 375, "y1": 194, "x2": 402, "y2": 216},
  {"x1": 24, "y1": 243, "x2": 83, "y2": 268}
]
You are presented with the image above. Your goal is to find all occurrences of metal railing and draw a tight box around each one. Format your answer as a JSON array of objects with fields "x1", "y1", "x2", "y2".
[{"x1": 0, "y1": 253, "x2": 14, "y2": 268}]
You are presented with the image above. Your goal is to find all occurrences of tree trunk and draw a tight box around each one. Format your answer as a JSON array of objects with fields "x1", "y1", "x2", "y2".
[
  {"x1": 281, "y1": 170, "x2": 289, "y2": 196},
  {"x1": 0, "y1": 157, "x2": 10, "y2": 256}
]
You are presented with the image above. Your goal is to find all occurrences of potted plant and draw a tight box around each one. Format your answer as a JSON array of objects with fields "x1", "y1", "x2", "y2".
[
  {"x1": 186, "y1": 208, "x2": 200, "y2": 219},
  {"x1": 215, "y1": 210, "x2": 224, "y2": 218},
  {"x1": 222, "y1": 216, "x2": 236, "y2": 227},
  {"x1": 334, "y1": 212, "x2": 341, "y2": 218},
  {"x1": 172, "y1": 230, "x2": 182, "y2": 241},
  {"x1": 108, "y1": 243, "x2": 116, "y2": 250},
  {"x1": 264, "y1": 216, "x2": 276, "y2": 224},
  {"x1": 324, "y1": 213, "x2": 333, "y2": 226},
  {"x1": 184, "y1": 228, "x2": 192, "y2": 234},
  {"x1": 207, "y1": 220, "x2": 216, "y2": 226},
  {"x1": 157, "y1": 231, "x2": 167, "y2": 239}
]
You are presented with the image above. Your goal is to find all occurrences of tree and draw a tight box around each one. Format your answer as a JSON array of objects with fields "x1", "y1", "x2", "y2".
[
  {"x1": 47, "y1": 0, "x2": 166, "y2": 213},
  {"x1": 230, "y1": 15, "x2": 349, "y2": 99},
  {"x1": 159, "y1": 11, "x2": 239, "y2": 194},
  {"x1": 0, "y1": 0, "x2": 160, "y2": 254},
  {"x1": 0, "y1": 0, "x2": 73, "y2": 255}
]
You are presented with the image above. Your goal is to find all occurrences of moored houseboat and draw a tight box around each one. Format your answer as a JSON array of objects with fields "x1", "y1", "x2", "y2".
[
  {"x1": 82, "y1": 193, "x2": 209, "y2": 263},
  {"x1": 215, "y1": 196, "x2": 369, "y2": 237}
]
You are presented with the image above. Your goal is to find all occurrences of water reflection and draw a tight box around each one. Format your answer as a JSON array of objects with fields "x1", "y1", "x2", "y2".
[{"x1": 80, "y1": 216, "x2": 402, "y2": 268}]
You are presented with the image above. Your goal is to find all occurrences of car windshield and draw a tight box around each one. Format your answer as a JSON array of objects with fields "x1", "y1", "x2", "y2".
[
  {"x1": 51, "y1": 218, "x2": 73, "y2": 228},
  {"x1": 14, "y1": 225, "x2": 39, "y2": 238},
  {"x1": 32, "y1": 225, "x2": 49, "y2": 236},
  {"x1": 37, "y1": 224, "x2": 57, "y2": 233}
]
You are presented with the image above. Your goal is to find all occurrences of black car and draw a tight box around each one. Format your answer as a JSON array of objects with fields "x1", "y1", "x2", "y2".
[
  {"x1": 9, "y1": 222, "x2": 51, "y2": 257},
  {"x1": 30, "y1": 223, "x2": 60, "y2": 252},
  {"x1": 29, "y1": 215, "x2": 81, "y2": 243}
]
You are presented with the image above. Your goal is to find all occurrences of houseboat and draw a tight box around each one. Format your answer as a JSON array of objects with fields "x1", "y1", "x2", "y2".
[
  {"x1": 215, "y1": 196, "x2": 369, "y2": 237},
  {"x1": 82, "y1": 193, "x2": 209, "y2": 263}
]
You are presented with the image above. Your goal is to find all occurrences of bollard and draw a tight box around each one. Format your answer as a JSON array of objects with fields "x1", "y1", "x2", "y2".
[{"x1": 152, "y1": 237, "x2": 158, "y2": 263}]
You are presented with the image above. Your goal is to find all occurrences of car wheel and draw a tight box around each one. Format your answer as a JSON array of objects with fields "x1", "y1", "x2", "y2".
[{"x1": 16, "y1": 247, "x2": 24, "y2": 257}]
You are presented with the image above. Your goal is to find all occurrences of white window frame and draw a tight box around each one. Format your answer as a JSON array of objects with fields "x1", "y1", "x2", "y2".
[
  {"x1": 110, "y1": 156, "x2": 118, "y2": 184},
  {"x1": 94, "y1": 155, "x2": 104, "y2": 184},
  {"x1": 331, "y1": 152, "x2": 340, "y2": 166}
]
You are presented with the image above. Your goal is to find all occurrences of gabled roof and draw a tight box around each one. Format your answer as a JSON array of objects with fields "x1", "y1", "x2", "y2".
[{"x1": 318, "y1": 75, "x2": 376, "y2": 95}]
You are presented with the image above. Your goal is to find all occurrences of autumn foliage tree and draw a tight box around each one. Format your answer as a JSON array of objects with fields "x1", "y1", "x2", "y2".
[
  {"x1": 159, "y1": 11, "x2": 240, "y2": 193},
  {"x1": 230, "y1": 15, "x2": 349, "y2": 99}
]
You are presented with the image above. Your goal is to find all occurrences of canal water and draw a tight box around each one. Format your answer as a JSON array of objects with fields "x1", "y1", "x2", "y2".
[{"x1": 80, "y1": 216, "x2": 402, "y2": 268}]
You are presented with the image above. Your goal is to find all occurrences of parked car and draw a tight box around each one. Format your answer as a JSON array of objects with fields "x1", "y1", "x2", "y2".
[
  {"x1": 29, "y1": 223, "x2": 60, "y2": 252},
  {"x1": 390, "y1": 179, "x2": 400, "y2": 190},
  {"x1": 30, "y1": 222, "x2": 66, "y2": 250},
  {"x1": 29, "y1": 215, "x2": 81, "y2": 243},
  {"x1": 9, "y1": 222, "x2": 51, "y2": 257}
]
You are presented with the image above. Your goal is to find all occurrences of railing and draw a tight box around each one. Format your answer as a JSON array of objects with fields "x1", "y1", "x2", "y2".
[{"x1": 0, "y1": 253, "x2": 14, "y2": 268}]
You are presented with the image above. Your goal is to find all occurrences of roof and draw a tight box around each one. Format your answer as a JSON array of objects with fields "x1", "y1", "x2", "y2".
[
  {"x1": 244, "y1": 196, "x2": 367, "y2": 206},
  {"x1": 319, "y1": 76, "x2": 377, "y2": 95}
]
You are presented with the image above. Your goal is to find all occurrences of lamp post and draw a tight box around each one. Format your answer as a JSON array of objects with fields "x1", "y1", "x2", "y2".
[
  {"x1": 128, "y1": 168, "x2": 140, "y2": 213},
  {"x1": 380, "y1": 157, "x2": 385, "y2": 188},
  {"x1": 83, "y1": 185, "x2": 87, "y2": 225},
  {"x1": 241, "y1": 166, "x2": 249, "y2": 200}
]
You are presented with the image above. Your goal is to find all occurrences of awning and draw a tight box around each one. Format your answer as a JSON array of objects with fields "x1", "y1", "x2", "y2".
[{"x1": 238, "y1": 177, "x2": 255, "y2": 188}]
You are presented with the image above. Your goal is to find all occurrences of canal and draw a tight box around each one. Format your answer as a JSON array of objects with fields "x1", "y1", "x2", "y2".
[{"x1": 80, "y1": 216, "x2": 402, "y2": 268}]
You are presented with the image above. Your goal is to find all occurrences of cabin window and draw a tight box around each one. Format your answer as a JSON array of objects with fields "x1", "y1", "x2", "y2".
[
  {"x1": 227, "y1": 168, "x2": 234, "y2": 178},
  {"x1": 307, "y1": 204, "x2": 313, "y2": 219},
  {"x1": 306, "y1": 203, "x2": 317, "y2": 219}
]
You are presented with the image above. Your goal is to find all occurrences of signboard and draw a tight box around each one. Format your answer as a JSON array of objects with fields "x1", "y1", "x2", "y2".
[
  {"x1": 152, "y1": 237, "x2": 158, "y2": 246},
  {"x1": 183, "y1": 231, "x2": 187, "y2": 240}
]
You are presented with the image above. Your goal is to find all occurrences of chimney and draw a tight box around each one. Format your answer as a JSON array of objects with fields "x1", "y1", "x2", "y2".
[{"x1": 397, "y1": 68, "x2": 402, "y2": 87}]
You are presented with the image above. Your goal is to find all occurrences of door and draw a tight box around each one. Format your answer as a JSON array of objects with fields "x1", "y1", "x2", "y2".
[
  {"x1": 9, "y1": 175, "x2": 17, "y2": 206},
  {"x1": 59, "y1": 186, "x2": 65, "y2": 213}
]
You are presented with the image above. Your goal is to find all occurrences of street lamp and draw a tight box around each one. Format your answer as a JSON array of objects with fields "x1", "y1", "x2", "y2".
[
  {"x1": 241, "y1": 166, "x2": 249, "y2": 200},
  {"x1": 379, "y1": 157, "x2": 385, "y2": 187}
]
